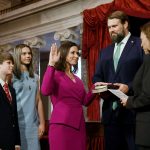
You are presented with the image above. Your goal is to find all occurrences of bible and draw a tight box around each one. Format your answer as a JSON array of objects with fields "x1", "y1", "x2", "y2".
[
  {"x1": 92, "y1": 84, "x2": 128, "y2": 100},
  {"x1": 92, "y1": 84, "x2": 118, "y2": 93},
  {"x1": 92, "y1": 85, "x2": 108, "y2": 93}
]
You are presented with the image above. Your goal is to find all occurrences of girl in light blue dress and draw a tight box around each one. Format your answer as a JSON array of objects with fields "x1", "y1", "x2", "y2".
[{"x1": 12, "y1": 44, "x2": 45, "y2": 150}]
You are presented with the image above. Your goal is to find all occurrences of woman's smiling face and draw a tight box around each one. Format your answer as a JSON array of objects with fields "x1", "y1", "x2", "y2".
[{"x1": 66, "y1": 46, "x2": 79, "y2": 66}]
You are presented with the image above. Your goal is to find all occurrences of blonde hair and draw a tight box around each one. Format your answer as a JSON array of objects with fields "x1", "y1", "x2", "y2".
[
  {"x1": 13, "y1": 44, "x2": 34, "y2": 79},
  {"x1": 141, "y1": 21, "x2": 150, "y2": 41}
]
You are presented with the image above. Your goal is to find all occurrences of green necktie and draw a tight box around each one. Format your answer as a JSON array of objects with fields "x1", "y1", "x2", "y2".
[
  {"x1": 113, "y1": 43, "x2": 122, "y2": 71},
  {"x1": 112, "y1": 101, "x2": 118, "y2": 110},
  {"x1": 112, "y1": 43, "x2": 122, "y2": 110}
]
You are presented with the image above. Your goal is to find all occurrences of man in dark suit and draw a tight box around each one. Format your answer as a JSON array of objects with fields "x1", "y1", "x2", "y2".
[
  {"x1": 0, "y1": 52, "x2": 20, "y2": 150},
  {"x1": 93, "y1": 11, "x2": 144, "y2": 150}
]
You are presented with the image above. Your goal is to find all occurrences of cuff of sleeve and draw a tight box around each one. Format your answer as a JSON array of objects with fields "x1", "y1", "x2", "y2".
[{"x1": 15, "y1": 145, "x2": 20, "y2": 148}]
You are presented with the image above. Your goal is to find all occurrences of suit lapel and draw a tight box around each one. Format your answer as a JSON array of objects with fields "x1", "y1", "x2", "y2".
[{"x1": 115, "y1": 36, "x2": 135, "y2": 73}]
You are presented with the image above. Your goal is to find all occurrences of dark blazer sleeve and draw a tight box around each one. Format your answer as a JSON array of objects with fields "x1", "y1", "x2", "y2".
[
  {"x1": 126, "y1": 37, "x2": 144, "y2": 93},
  {"x1": 10, "y1": 86, "x2": 21, "y2": 146},
  {"x1": 127, "y1": 55, "x2": 150, "y2": 109},
  {"x1": 92, "y1": 45, "x2": 114, "y2": 83},
  {"x1": 93, "y1": 52, "x2": 104, "y2": 83}
]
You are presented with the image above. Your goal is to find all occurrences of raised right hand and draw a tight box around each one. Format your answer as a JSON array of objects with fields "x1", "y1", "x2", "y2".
[{"x1": 48, "y1": 43, "x2": 60, "y2": 66}]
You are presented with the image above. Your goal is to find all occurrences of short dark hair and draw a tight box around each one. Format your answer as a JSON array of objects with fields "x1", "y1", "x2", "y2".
[
  {"x1": 108, "y1": 11, "x2": 130, "y2": 29},
  {"x1": 141, "y1": 21, "x2": 150, "y2": 41},
  {"x1": 0, "y1": 52, "x2": 14, "y2": 64},
  {"x1": 55, "y1": 41, "x2": 79, "y2": 73}
]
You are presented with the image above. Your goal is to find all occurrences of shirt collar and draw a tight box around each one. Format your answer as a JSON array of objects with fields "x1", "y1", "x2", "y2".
[
  {"x1": 0, "y1": 78, "x2": 6, "y2": 87},
  {"x1": 122, "y1": 32, "x2": 131, "y2": 44}
]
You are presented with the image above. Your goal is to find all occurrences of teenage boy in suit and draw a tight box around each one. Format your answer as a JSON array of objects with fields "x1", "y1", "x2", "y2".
[{"x1": 0, "y1": 52, "x2": 20, "y2": 150}]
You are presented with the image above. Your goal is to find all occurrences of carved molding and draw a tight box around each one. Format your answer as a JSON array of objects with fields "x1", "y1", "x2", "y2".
[
  {"x1": 0, "y1": 0, "x2": 113, "y2": 23},
  {"x1": 23, "y1": 37, "x2": 46, "y2": 48},
  {"x1": 0, "y1": 37, "x2": 45, "y2": 53},
  {"x1": 0, "y1": 0, "x2": 113, "y2": 45},
  {"x1": 0, "y1": 13, "x2": 82, "y2": 45},
  {"x1": 54, "y1": 28, "x2": 79, "y2": 42},
  {"x1": 0, "y1": 43, "x2": 14, "y2": 52},
  {"x1": 0, "y1": 0, "x2": 75, "y2": 23}
]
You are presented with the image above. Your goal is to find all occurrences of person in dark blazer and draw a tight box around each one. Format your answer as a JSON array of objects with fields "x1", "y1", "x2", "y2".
[
  {"x1": 121, "y1": 22, "x2": 150, "y2": 150},
  {"x1": 93, "y1": 11, "x2": 144, "y2": 150},
  {"x1": 0, "y1": 52, "x2": 20, "y2": 150}
]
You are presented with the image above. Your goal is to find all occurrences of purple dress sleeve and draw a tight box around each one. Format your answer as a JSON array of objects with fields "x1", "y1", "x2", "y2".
[
  {"x1": 41, "y1": 66, "x2": 55, "y2": 96},
  {"x1": 80, "y1": 82, "x2": 96, "y2": 106}
]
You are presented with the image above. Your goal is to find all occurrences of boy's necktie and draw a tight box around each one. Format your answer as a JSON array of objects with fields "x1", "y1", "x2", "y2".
[{"x1": 3, "y1": 83, "x2": 12, "y2": 103}]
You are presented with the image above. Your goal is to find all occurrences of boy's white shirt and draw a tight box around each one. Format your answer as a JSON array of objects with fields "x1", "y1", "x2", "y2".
[{"x1": 0, "y1": 78, "x2": 5, "y2": 87}]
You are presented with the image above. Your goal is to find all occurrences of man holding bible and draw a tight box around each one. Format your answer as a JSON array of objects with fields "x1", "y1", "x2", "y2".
[{"x1": 93, "y1": 11, "x2": 143, "y2": 150}]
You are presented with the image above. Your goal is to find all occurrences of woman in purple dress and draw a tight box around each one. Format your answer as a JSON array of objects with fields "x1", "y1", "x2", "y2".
[{"x1": 41, "y1": 41, "x2": 96, "y2": 150}]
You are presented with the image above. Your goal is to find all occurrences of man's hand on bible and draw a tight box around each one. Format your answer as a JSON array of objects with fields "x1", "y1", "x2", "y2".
[{"x1": 114, "y1": 83, "x2": 129, "y2": 94}]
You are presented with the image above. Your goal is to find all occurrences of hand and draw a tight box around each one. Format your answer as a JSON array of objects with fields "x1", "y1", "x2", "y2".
[
  {"x1": 114, "y1": 83, "x2": 129, "y2": 94},
  {"x1": 38, "y1": 123, "x2": 45, "y2": 138},
  {"x1": 120, "y1": 98, "x2": 128, "y2": 106},
  {"x1": 15, "y1": 146, "x2": 21, "y2": 150},
  {"x1": 48, "y1": 43, "x2": 60, "y2": 66}
]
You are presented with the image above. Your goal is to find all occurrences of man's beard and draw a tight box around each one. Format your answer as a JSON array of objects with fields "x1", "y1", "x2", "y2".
[{"x1": 111, "y1": 31, "x2": 125, "y2": 43}]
